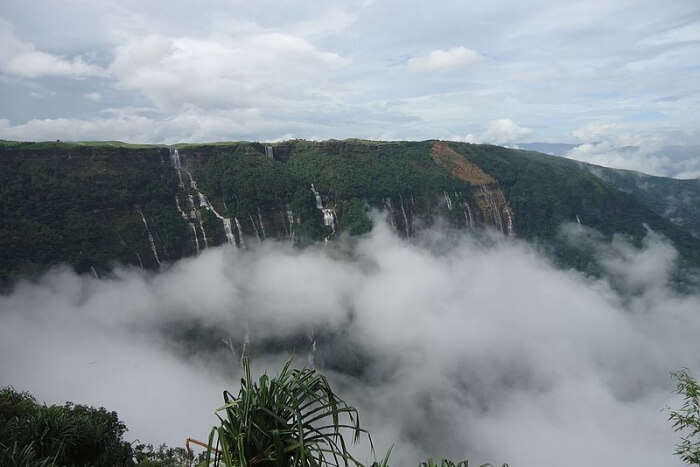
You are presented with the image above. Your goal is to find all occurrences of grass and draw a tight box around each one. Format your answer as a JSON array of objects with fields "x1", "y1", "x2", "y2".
[{"x1": 204, "y1": 357, "x2": 378, "y2": 466}]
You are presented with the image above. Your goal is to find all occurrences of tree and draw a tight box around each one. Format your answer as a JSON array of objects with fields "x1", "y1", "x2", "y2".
[{"x1": 670, "y1": 369, "x2": 700, "y2": 465}]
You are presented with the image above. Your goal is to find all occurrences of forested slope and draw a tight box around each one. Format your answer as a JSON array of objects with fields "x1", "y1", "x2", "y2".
[{"x1": 1, "y1": 139, "x2": 698, "y2": 286}]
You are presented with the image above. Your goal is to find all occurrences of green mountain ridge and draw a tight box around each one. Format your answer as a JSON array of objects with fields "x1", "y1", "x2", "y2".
[{"x1": 1, "y1": 139, "x2": 698, "y2": 287}]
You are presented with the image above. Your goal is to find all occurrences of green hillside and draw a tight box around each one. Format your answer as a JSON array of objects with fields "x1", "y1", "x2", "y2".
[{"x1": 1, "y1": 139, "x2": 698, "y2": 287}]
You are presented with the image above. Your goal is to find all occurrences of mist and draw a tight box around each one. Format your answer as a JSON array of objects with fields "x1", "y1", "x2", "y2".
[{"x1": 1, "y1": 217, "x2": 699, "y2": 466}]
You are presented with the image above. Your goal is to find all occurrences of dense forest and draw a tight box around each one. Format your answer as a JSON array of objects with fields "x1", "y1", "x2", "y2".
[{"x1": 1, "y1": 139, "x2": 698, "y2": 288}]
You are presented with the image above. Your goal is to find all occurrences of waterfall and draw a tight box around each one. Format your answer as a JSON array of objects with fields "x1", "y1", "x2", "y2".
[
  {"x1": 265, "y1": 145, "x2": 274, "y2": 160},
  {"x1": 196, "y1": 212, "x2": 209, "y2": 248},
  {"x1": 399, "y1": 194, "x2": 411, "y2": 237},
  {"x1": 384, "y1": 198, "x2": 396, "y2": 228},
  {"x1": 190, "y1": 224, "x2": 200, "y2": 254},
  {"x1": 175, "y1": 195, "x2": 188, "y2": 220},
  {"x1": 257, "y1": 207, "x2": 267, "y2": 240},
  {"x1": 480, "y1": 186, "x2": 504, "y2": 233},
  {"x1": 172, "y1": 148, "x2": 239, "y2": 249},
  {"x1": 287, "y1": 209, "x2": 295, "y2": 240},
  {"x1": 222, "y1": 218, "x2": 235, "y2": 245},
  {"x1": 250, "y1": 215, "x2": 262, "y2": 242},
  {"x1": 443, "y1": 191, "x2": 453, "y2": 210},
  {"x1": 463, "y1": 201, "x2": 474, "y2": 228},
  {"x1": 310, "y1": 183, "x2": 336, "y2": 237},
  {"x1": 234, "y1": 217, "x2": 246, "y2": 248},
  {"x1": 310, "y1": 183, "x2": 323, "y2": 209},
  {"x1": 504, "y1": 206, "x2": 514, "y2": 236},
  {"x1": 170, "y1": 147, "x2": 185, "y2": 189},
  {"x1": 135, "y1": 252, "x2": 144, "y2": 270},
  {"x1": 137, "y1": 208, "x2": 161, "y2": 269},
  {"x1": 576, "y1": 215, "x2": 582, "y2": 225},
  {"x1": 90, "y1": 266, "x2": 99, "y2": 279},
  {"x1": 177, "y1": 195, "x2": 202, "y2": 253}
]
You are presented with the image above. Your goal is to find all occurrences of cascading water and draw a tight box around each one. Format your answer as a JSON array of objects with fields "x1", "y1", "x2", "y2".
[
  {"x1": 190, "y1": 224, "x2": 200, "y2": 254},
  {"x1": 479, "y1": 185, "x2": 504, "y2": 234},
  {"x1": 504, "y1": 206, "x2": 514, "y2": 236},
  {"x1": 576, "y1": 215, "x2": 582, "y2": 225},
  {"x1": 257, "y1": 207, "x2": 267, "y2": 240},
  {"x1": 399, "y1": 194, "x2": 411, "y2": 237},
  {"x1": 172, "y1": 153, "x2": 238, "y2": 247},
  {"x1": 176, "y1": 195, "x2": 202, "y2": 253},
  {"x1": 250, "y1": 215, "x2": 262, "y2": 242},
  {"x1": 137, "y1": 208, "x2": 161, "y2": 269},
  {"x1": 310, "y1": 183, "x2": 337, "y2": 237},
  {"x1": 222, "y1": 219, "x2": 235, "y2": 245},
  {"x1": 462, "y1": 201, "x2": 474, "y2": 228},
  {"x1": 196, "y1": 212, "x2": 209, "y2": 248},
  {"x1": 286, "y1": 208, "x2": 295, "y2": 240},
  {"x1": 234, "y1": 217, "x2": 246, "y2": 248},
  {"x1": 311, "y1": 183, "x2": 323, "y2": 209},
  {"x1": 443, "y1": 191, "x2": 453, "y2": 210},
  {"x1": 384, "y1": 198, "x2": 396, "y2": 228},
  {"x1": 170, "y1": 148, "x2": 185, "y2": 189}
]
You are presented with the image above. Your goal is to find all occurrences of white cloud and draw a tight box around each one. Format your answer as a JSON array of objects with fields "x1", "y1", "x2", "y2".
[
  {"x1": 407, "y1": 46, "x2": 483, "y2": 72},
  {"x1": 84, "y1": 92, "x2": 102, "y2": 102},
  {"x1": 110, "y1": 32, "x2": 350, "y2": 112},
  {"x1": 0, "y1": 20, "x2": 106, "y2": 78},
  {"x1": 480, "y1": 118, "x2": 532, "y2": 144},
  {"x1": 1, "y1": 220, "x2": 698, "y2": 466},
  {"x1": 566, "y1": 122, "x2": 700, "y2": 178}
]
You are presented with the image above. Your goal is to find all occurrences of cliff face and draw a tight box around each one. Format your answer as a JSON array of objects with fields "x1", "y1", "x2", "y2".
[{"x1": 1, "y1": 139, "x2": 698, "y2": 285}]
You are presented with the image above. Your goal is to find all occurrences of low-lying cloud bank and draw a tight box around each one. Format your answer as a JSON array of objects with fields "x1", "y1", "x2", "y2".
[{"x1": 1, "y1": 220, "x2": 699, "y2": 466}]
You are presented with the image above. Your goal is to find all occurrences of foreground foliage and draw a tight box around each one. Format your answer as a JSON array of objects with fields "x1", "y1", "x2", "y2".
[
  {"x1": 0, "y1": 386, "x2": 133, "y2": 466},
  {"x1": 201, "y1": 358, "x2": 508, "y2": 467},
  {"x1": 670, "y1": 369, "x2": 700, "y2": 465},
  {"x1": 204, "y1": 357, "x2": 375, "y2": 466}
]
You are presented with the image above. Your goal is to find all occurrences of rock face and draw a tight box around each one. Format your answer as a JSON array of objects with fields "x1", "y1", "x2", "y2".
[
  {"x1": 431, "y1": 142, "x2": 513, "y2": 235},
  {"x1": 2, "y1": 139, "x2": 699, "y2": 285}
]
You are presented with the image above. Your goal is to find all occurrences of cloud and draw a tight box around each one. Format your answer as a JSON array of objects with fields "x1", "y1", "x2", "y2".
[
  {"x1": 109, "y1": 31, "x2": 350, "y2": 112},
  {"x1": 1, "y1": 217, "x2": 699, "y2": 466},
  {"x1": 480, "y1": 118, "x2": 532, "y2": 144},
  {"x1": 84, "y1": 92, "x2": 102, "y2": 102},
  {"x1": 0, "y1": 20, "x2": 106, "y2": 78},
  {"x1": 1, "y1": 2, "x2": 699, "y2": 148},
  {"x1": 566, "y1": 122, "x2": 700, "y2": 178},
  {"x1": 407, "y1": 46, "x2": 483, "y2": 72}
]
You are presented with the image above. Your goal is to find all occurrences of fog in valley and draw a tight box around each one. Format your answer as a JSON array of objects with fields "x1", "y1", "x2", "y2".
[{"x1": 1, "y1": 217, "x2": 699, "y2": 467}]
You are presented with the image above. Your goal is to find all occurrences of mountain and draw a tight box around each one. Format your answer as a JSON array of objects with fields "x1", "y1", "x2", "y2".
[
  {"x1": 579, "y1": 163, "x2": 700, "y2": 239},
  {"x1": 516, "y1": 142, "x2": 580, "y2": 155},
  {"x1": 1, "y1": 139, "x2": 698, "y2": 287}
]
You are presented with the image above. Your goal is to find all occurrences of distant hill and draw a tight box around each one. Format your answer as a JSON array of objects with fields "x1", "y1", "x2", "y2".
[
  {"x1": 1, "y1": 139, "x2": 698, "y2": 287},
  {"x1": 580, "y1": 163, "x2": 700, "y2": 238},
  {"x1": 517, "y1": 142, "x2": 580, "y2": 155}
]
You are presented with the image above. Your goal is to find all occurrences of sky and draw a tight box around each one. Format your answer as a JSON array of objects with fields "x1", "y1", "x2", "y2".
[
  {"x1": 0, "y1": 0, "x2": 699, "y2": 176},
  {"x1": 1, "y1": 217, "x2": 699, "y2": 466}
]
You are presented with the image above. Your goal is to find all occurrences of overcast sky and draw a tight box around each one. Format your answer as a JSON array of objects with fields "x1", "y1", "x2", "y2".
[{"x1": 0, "y1": 0, "x2": 699, "y2": 176}]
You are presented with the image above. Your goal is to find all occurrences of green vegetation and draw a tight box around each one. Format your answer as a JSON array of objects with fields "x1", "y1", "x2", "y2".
[
  {"x1": 446, "y1": 142, "x2": 700, "y2": 273},
  {"x1": 0, "y1": 386, "x2": 133, "y2": 466},
  {"x1": 204, "y1": 357, "x2": 377, "y2": 466},
  {"x1": 1, "y1": 359, "x2": 508, "y2": 467},
  {"x1": 2, "y1": 138, "x2": 699, "y2": 287},
  {"x1": 0, "y1": 143, "x2": 188, "y2": 285},
  {"x1": 670, "y1": 369, "x2": 700, "y2": 465}
]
